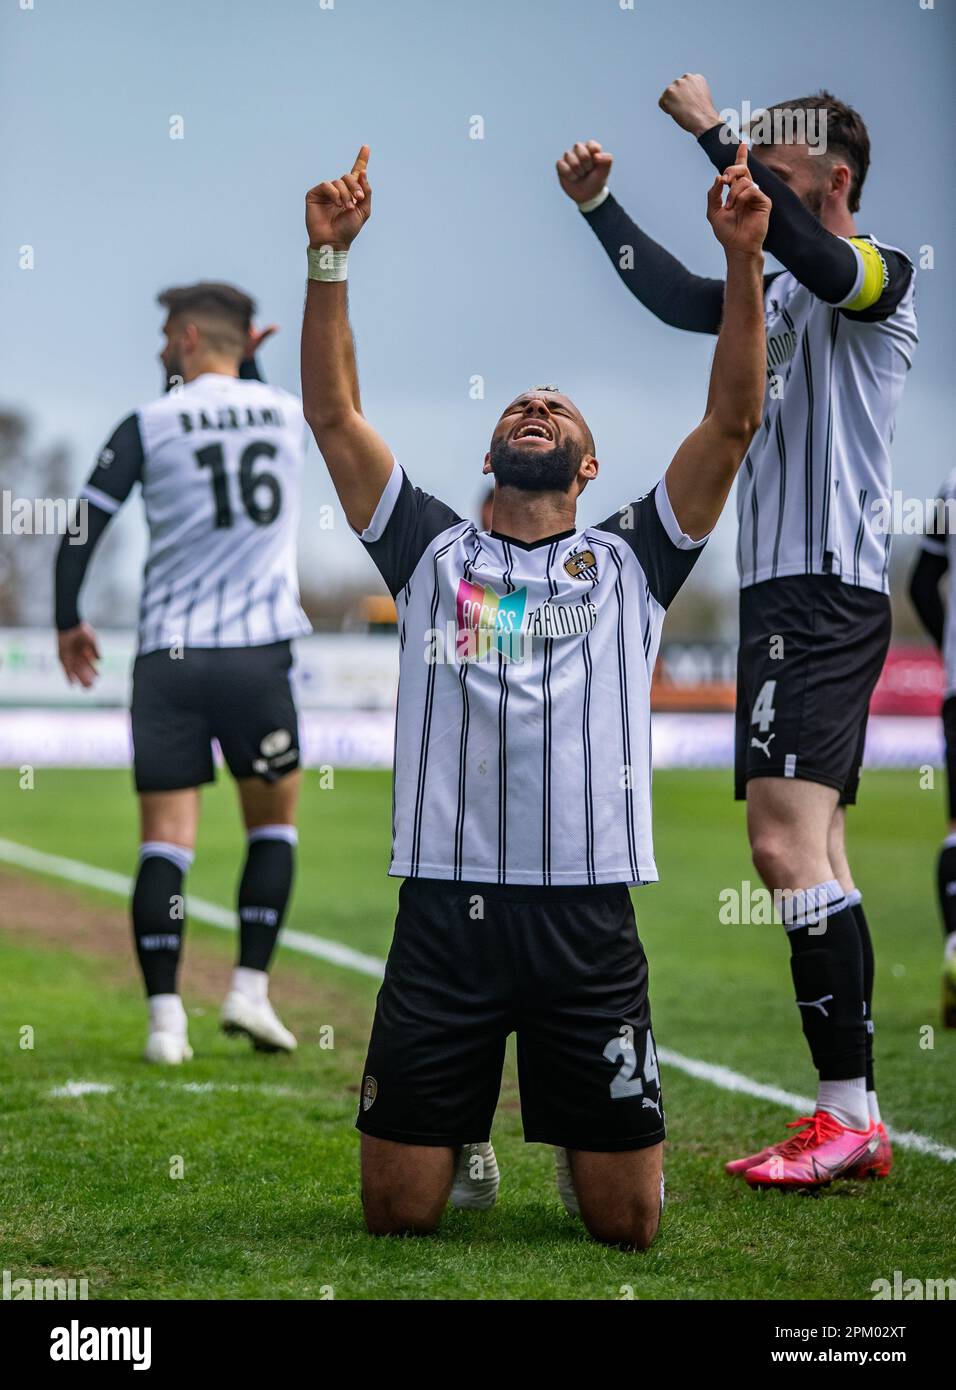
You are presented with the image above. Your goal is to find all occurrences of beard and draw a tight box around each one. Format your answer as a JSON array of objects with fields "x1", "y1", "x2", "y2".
[
  {"x1": 488, "y1": 436, "x2": 583, "y2": 493},
  {"x1": 802, "y1": 180, "x2": 826, "y2": 220}
]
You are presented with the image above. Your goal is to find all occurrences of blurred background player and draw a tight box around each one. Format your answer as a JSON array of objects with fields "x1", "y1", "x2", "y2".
[
  {"x1": 54, "y1": 282, "x2": 311, "y2": 1063},
  {"x1": 909, "y1": 481, "x2": 956, "y2": 1028},
  {"x1": 557, "y1": 78, "x2": 917, "y2": 1187},
  {"x1": 300, "y1": 144, "x2": 768, "y2": 1246}
]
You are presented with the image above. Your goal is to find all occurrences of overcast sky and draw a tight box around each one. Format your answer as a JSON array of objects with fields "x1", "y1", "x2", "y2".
[{"x1": 2, "y1": 0, "x2": 953, "y2": 623}]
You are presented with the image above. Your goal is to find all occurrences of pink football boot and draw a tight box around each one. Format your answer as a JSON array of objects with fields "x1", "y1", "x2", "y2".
[{"x1": 744, "y1": 1111, "x2": 880, "y2": 1189}]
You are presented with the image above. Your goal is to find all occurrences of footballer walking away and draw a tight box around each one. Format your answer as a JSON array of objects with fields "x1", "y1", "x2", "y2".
[
  {"x1": 54, "y1": 283, "x2": 312, "y2": 1063},
  {"x1": 909, "y1": 483, "x2": 956, "y2": 1029},
  {"x1": 300, "y1": 144, "x2": 769, "y2": 1248},
  {"x1": 558, "y1": 77, "x2": 917, "y2": 1188}
]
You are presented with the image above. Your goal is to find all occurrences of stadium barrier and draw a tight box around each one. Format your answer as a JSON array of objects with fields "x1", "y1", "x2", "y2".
[{"x1": 0, "y1": 629, "x2": 942, "y2": 769}]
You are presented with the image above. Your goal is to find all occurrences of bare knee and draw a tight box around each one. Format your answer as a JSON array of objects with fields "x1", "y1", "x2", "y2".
[
  {"x1": 362, "y1": 1189, "x2": 444, "y2": 1237},
  {"x1": 583, "y1": 1203, "x2": 660, "y2": 1252},
  {"x1": 359, "y1": 1135, "x2": 454, "y2": 1237},
  {"x1": 750, "y1": 828, "x2": 793, "y2": 887}
]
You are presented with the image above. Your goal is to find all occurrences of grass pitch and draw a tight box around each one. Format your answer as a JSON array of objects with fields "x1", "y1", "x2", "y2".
[{"x1": 0, "y1": 768, "x2": 953, "y2": 1300}]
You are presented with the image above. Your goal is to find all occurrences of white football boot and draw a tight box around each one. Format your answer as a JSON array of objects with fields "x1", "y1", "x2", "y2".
[
  {"x1": 144, "y1": 994, "x2": 193, "y2": 1065},
  {"x1": 449, "y1": 1142, "x2": 500, "y2": 1210},
  {"x1": 554, "y1": 1146, "x2": 580, "y2": 1217},
  {"x1": 220, "y1": 967, "x2": 296, "y2": 1053}
]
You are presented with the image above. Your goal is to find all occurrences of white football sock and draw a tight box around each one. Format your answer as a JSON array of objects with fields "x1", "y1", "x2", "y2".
[
  {"x1": 867, "y1": 1090, "x2": 882, "y2": 1125},
  {"x1": 231, "y1": 966, "x2": 269, "y2": 1002},
  {"x1": 945, "y1": 931, "x2": 956, "y2": 962},
  {"x1": 149, "y1": 993, "x2": 187, "y2": 1036},
  {"x1": 816, "y1": 1077, "x2": 869, "y2": 1131}
]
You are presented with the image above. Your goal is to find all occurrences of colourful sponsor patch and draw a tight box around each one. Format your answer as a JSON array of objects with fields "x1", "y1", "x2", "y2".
[{"x1": 456, "y1": 579, "x2": 527, "y2": 660}]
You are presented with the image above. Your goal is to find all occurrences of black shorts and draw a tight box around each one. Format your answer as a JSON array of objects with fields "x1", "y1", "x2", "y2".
[
  {"x1": 130, "y1": 641, "x2": 300, "y2": 793},
  {"x1": 943, "y1": 696, "x2": 956, "y2": 820},
  {"x1": 356, "y1": 878, "x2": 665, "y2": 1153},
  {"x1": 734, "y1": 575, "x2": 891, "y2": 806}
]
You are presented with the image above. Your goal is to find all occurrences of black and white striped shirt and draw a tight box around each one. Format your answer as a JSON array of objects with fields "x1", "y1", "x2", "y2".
[
  {"x1": 79, "y1": 374, "x2": 312, "y2": 654},
  {"x1": 737, "y1": 237, "x2": 917, "y2": 594},
  {"x1": 358, "y1": 462, "x2": 706, "y2": 887}
]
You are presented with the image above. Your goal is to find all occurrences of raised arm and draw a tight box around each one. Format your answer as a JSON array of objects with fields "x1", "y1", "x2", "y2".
[
  {"x1": 659, "y1": 75, "x2": 908, "y2": 312},
  {"x1": 664, "y1": 145, "x2": 770, "y2": 540},
  {"x1": 300, "y1": 145, "x2": 395, "y2": 533},
  {"x1": 557, "y1": 140, "x2": 726, "y2": 334}
]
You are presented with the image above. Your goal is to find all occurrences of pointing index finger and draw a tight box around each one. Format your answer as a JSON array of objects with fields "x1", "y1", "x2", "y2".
[{"x1": 351, "y1": 144, "x2": 370, "y2": 177}]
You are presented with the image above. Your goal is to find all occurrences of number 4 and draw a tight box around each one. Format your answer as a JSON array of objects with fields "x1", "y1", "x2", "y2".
[{"x1": 751, "y1": 679, "x2": 776, "y2": 734}]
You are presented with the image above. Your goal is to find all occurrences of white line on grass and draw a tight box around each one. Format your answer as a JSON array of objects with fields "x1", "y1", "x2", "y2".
[
  {"x1": 0, "y1": 837, "x2": 385, "y2": 978},
  {"x1": 47, "y1": 1079, "x2": 301, "y2": 1100},
  {"x1": 48, "y1": 1081, "x2": 115, "y2": 1098},
  {"x1": 5, "y1": 837, "x2": 954, "y2": 1164}
]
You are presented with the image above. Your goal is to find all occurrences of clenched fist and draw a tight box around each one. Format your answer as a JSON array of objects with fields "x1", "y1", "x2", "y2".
[
  {"x1": 659, "y1": 74, "x2": 721, "y2": 137},
  {"x1": 556, "y1": 140, "x2": 613, "y2": 206}
]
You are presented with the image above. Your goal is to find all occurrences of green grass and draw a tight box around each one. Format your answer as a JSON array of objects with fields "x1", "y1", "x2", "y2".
[{"x1": 0, "y1": 768, "x2": 954, "y2": 1299}]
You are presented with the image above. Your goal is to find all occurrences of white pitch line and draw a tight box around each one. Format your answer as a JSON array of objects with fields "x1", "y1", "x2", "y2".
[
  {"x1": 0, "y1": 837, "x2": 385, "y2": 979},
  {"x1": 47, "y1": 1079, "x2": 300, "y2": 1100},
  {"x1": 657, "y1": 1048, "x2": 956, "y2": 1165},
  {"x1": 49, "y1": 1081, "x2": 115, "y2": 1098},
  {"x1": 4, "y1": 837, "x2": 954, "y2": 1164}
]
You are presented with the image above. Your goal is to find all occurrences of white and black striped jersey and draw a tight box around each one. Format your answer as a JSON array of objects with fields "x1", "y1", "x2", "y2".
[
  {"x1": 737, "y1": 236, "x2": 917, "y2": 594},
  {"x1": 920, "y1": 470, "x2": 956, "y2": 697},
  {"x1": 80, "y1": 373, "x2": 312, "y2": 653},
  {"x1": 358, "y1": 462, "x2": 706, "y2": 887}
]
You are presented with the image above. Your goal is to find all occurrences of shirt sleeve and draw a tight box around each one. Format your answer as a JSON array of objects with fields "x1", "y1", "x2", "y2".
[
  {"x1": 596, "y1": 477, "x2": 708, "y2": 609},
  {"x1": 79, "y1": 413, "x2": 145, "y2": 514},
  {"x1": 836, "y1": 238, "x2": 914, "y2": 323},
  {"x1": 581, "y1": 191, "x2": 726, "y2": 334},
  {"x1": 54, "y1": 413, "x2": 145, "y2": 630},
  {"x1": 356, "y1": 461, "x2": 463, "y2": 598},
  {"x1": 697, "y1": 124, "x2": 860, "y2": 304}
]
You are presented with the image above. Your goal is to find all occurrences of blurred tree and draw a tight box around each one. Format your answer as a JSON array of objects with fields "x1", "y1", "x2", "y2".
[{"x1": 0, "y1": 409, "x2": 72, "y2": 627}]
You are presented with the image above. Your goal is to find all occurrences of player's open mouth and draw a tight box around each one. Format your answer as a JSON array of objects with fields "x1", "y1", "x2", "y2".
[{"x1": 511, "y1": 422, "x2": 555, "y2": 444}]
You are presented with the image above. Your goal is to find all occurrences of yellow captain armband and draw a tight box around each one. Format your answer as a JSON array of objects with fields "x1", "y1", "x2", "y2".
[{"x1": 843, "y1": 237, "x2": 889, "y2": 312}]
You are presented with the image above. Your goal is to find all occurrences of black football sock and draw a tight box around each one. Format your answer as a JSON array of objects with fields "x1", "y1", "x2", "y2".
[
  {"x1": 846, "y1": 889, "x2": 875, "y2": 1093},
  {"x1": 936, "y1": 838, "x2": 956, "y2": 941},
  {"x1": 782, "y1": 881, "x2": 867, "y2": 1120},
  {"x1": 237, "y1": 825, "x2": 297, "y2": 973},
  {"x1": 132, "y1": 842, "x2": 193, "y2": 997}
]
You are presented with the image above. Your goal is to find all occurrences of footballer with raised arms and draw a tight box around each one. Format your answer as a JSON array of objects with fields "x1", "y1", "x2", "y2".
[
  {"x1": 558, "y1": 78, "x2": 917, "y2": 1188},
  {"x1": 300, "y1": 143, "x2": 769, "y2": 1247}
]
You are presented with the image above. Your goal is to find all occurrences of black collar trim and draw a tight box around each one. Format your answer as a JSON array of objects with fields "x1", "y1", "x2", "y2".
[{"x1": 488, "y1": 527, "x2": 576, "y2": 551}]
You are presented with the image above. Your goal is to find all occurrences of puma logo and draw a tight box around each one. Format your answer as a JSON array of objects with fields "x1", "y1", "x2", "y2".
[
  {"x1": 751, "y1": 732, "x2": 775, "y2": 758},
  {"x1": 796, "y1": 994, "x2": 834, "y2": 1018},
  {"x1": 642, "y1": 1095, "x2": 662, "y2": 1118}
]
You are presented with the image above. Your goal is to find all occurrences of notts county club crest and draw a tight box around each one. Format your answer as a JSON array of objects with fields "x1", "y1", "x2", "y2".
[
  {"x1": 362, "y1": 1075, "x2": 378, "y2": 1111},
  {"x1": 563, "y1": 546, "x2": 598, "y2": 582}
]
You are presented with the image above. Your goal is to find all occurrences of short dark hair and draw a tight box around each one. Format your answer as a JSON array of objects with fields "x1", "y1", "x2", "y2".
[
  {"x1": 764, "y1": 91, "x2": 870, "y2": 213},
  {"x1": 157, "y1": 281, "x2": 256, "y2": 339}
]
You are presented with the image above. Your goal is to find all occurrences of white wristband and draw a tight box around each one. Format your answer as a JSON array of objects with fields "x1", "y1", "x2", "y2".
[
  {"x1": 578, "y1": 186, "x2": 610, "y2": 215},
  {"x1": 307, "y1": 245, "x2": 349, "y2": 282}
]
